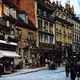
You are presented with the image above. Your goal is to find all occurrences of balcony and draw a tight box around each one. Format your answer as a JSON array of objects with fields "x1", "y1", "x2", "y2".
[
  {"x1": 37, "y1": 12, "x2": 55, "y2": 23},
  {"x1": 55, "y1": 16, "x2": 73, "y2": 27},
  {"x1": 39, "y1": 42, "x2": 54, "y2": 49}
]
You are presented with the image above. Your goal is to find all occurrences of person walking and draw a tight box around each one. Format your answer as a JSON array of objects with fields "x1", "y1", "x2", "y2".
[
  {"x1": 69, "y1": 60, "x2": 77, "y2": 80},
  {"x1": 65, "y1": 60, "x2": 70, "y2": 77},
  {"x1": 0, "y1": 63, "x2": 4, "y2": 76},
  {"x1": 76, "y1": 61, "x2": 80, "y2": 77}
]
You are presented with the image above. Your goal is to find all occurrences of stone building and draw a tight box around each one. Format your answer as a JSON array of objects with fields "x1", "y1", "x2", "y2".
[
  {"x1": 7, "y1": 0, "x2": 80, "y2": 68},
  {"x1": 52, "y1": 1, "x2": 73, "y2": 61},
  {"x1": 0, "y1": 0, "x2": 20, "y2": 73},
  {"x1": 0, "y1": 0, "x2": 37, "y2": 73},
  {"x1": 72, "y1": 15, "x2": 80, "y2": 59},
  {"x1": 14, "y1": 0, "x2": 56, "y2": 67}
]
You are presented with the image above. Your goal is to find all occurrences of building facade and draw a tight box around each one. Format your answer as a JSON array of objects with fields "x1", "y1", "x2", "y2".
[
  {"x1": 0, "y1": 0, "x2": 80, "y2": 71},
  {"x1": 14, "y1": 0, "x2": 56, "y2": 67},
  {"x1": 13, "y1": 0, "x2": 80, "y2": 67},
  {"x1": 72, "y1": 16, "x2": 80, "y2": 59},
  {"x1": 0, "y1": 0, "x2": 20, "y2": 73},
  {"x1": 52, "y1": 2, "x2": 73, "y2": 61},
  {"x1": 13, "y1": 0, "x2": 37, "y2": 68},
  {"x1": 0, "y1": 0, "x2": 36, "y2": 73},
  {"x1": 36, "y1": 0, "x2": 55, "y2": 66}
]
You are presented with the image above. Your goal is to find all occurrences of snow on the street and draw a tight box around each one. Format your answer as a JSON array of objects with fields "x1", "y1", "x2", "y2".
[{"x1": 0, "y1": 67, "x2": 71, "y2": 80}]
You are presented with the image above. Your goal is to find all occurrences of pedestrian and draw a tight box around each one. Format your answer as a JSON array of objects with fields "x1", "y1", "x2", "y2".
[
  {"x1": 76, "y1": 61, "x2": 80, "y2": 77},
  {"x1": 69, "y1": 60, "x2": 77, "y2": 80},
  {"x1": 65, "y1": 60, "x2": 70, "y2": 77},
  {"x1": 0, "y1": 63, "x2": 4, "y2": 76}
]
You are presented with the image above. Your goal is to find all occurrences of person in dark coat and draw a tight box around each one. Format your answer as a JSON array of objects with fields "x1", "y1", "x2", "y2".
[
  {"x1": 76, "y1": 61, "x2": 80, "y2": 77},
  {"x1": 69, "y1": 60, "x2": 77, "y2": 80},
  {"x1": 65, "y1": 60, "x2": 70, "y2": 77},
  {"x1": 0, "y1": 63, "x2": 4, "y2": 76}
]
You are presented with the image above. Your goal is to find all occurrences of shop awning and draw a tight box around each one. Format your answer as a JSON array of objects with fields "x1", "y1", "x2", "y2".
[{"x1": 0, "y1": 50, "x2": 20, "y2": 58}]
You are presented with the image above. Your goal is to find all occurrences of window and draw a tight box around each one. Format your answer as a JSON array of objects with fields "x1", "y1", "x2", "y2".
[
  {"x1": 7, "y1": 20, "x2": 9, "y2": 27},
  {"x1": 28, "y1": 32, "x2": 33, "y2": 40},
  {"x1": 23, "y1": 50, "x2": 28, "y2": 58},
  {"x1": 49, "y1": 23, "x2": 53, "y2": 33},
  {"x1": 56, "y1": 28, "x2": 58, "y2": 32},
  {"x1": 39, "y1": 34, "x2": 43, "y2": 42},
  {"x1": 63, "y1": 14, "x2": 66, "y2": 19},
  {"x1": 5, "y1": 34, "x2": 9, "y2": 40},
  {"x1": 44, "y1": 35, "x2": 48, "y2": 43},
  {"x1": 43, "y1": 11, "x2": 47, "y2": 17},
  {"x1": 18, "y1": 13, "x2": 28, "y2": 23},
  {"x1": 75, "y1": 34, "x2": 76, "y2": 42},
  {"x1": 49, "y1": 36, "x2": 53, "y2": 44},
  {"x1": 18, "y1": 48, "x2": 22, "y2": 57},
  {"x1": 10, "y1": 30, "x2": 14, "y2": 35},
  {"x1": 37, "y1": 8, "x2": 42, "y2": 15},
  {"x1": 79, "y1": 35, "x2": 80, "y2": 42},
  {"x1": 73, "y1": 33, "x2": 74, "y2": 41},
  {"x1": 38, "y1": 18, "x2": 42, "y2": 29},
  {"x1": 56, "y1": 12, "x2": 60, "y2": 17},
  {"x1": 61, "y1": 13, "x2": 64, "y2": 19},
  {"x1": 77, "y1": 35, "x2": 79, "y2": 42},
  {"x1": 0, "y1": 32, "x2": 5, "y2": 40},
  {"x1": 10, "y1": 8, "x2": 16, "y2": 18},
  {"x1": 44, "y1": 21, "x2": 48, "y2": 32},
  {"x1": 3, "y1": 4, "x2": 9, "y2": 16}
]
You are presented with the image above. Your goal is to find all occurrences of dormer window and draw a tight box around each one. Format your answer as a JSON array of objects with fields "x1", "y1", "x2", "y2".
[
  {"x1": 18, "y1": 13, "x2": 28, "y2": 23},
  {"x1": 3, "y1": 4, "x2": 9, "y2": 16}
]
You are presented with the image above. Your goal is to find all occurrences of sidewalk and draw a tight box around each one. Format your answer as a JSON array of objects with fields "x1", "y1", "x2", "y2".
[
  {"x1": 2, "y1": 67, "x2": 47, "y2": 77},
  {"x1": 2, "y1": 66, "x2": 65, "y2": 78}
]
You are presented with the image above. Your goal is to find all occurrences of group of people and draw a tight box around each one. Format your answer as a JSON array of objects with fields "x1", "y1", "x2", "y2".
[{"x1": 65, "y1": 59, "x2": 80, "y2": 80}]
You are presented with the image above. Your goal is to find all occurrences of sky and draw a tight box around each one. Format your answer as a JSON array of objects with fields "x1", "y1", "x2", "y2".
[{"x1": 50, "y1": 0, "x2": 80, "y2": 15}]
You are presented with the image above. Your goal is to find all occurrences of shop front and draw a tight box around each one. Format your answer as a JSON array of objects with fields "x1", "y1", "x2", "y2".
[{"x1": 0, "y1": 50, "x2": 19, "y2": 74}]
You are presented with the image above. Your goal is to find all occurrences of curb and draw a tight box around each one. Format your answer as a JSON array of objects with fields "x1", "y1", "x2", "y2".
[{"x1": 15, "y1": 67, "x2": 47, "y2": 76}]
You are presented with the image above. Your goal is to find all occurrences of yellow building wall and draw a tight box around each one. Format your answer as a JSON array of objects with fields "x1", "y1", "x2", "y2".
[
  {"x1": 56, "y1": 22, "x2": 72, "y2": 45},
  {"x1": 18, "y1": 28, "x2": 36, "y2": 48}
]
